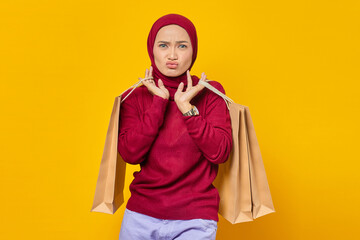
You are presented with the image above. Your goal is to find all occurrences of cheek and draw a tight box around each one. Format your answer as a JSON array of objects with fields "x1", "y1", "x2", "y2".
[
  {"x1": 183, "y1": 51, "x2": 193, "y2": 66},
  {"x1": 153, "y1": 49, "x2": 163, "y2": 62},
  {"x1": 153, "y1": 50, "x2": 159, "y2": 61}
]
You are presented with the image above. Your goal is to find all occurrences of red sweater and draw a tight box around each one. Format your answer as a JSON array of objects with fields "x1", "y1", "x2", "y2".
[{"x1": 118, "y1": 81, "x2": 233, "y2": 221}]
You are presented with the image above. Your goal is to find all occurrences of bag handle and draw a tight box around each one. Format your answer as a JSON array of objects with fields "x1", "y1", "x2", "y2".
[
  {"x1": 198, "y1": 80, "x2": 234, "y2": 110},
  {"x1": 119, "y1": 77, "x2": 153, "y2": 103},
  {"x1": 119, "y1": 78, "x2": 234, "y2": 110}
]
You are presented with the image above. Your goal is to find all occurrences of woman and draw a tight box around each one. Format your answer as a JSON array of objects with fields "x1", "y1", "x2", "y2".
[{"x1": 118, "y1": 13, "x2": 233, "y2": 240}]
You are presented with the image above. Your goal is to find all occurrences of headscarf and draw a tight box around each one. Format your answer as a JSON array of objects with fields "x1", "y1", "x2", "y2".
[{"x1": 147, "y1": 13, "x2": 200, "y2": 100}]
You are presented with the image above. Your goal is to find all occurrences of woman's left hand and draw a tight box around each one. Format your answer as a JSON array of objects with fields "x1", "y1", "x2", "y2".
[{"x1": 174, "y1": 70, "x2": 207, "y2": 114}]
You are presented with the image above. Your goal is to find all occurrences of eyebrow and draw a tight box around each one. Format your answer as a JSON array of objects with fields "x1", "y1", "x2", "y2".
[{"x1": 157, "y1": 41, "x2": 189, "y2": 44}]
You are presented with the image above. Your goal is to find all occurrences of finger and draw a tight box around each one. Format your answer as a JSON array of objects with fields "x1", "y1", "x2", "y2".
[
  {"x1": 197, "y1": 82, "x2": 205, "y2": 91},
  {"x1": 187, "y1": 70, "x2": 192, "y2": 90},
  {"x1": 158, "y1": 79, "x2": 168, "y2": 94},
  {"x1": 197, "y1": 73, "x2": 206, "y2": 91},
  {"x1": 141, "y1": 77, "x2": 147, "y2": 86},
  {"x1": 201, "y1": 72, "x2": 206, "y2": 81},
  {"x1": 145, "y1": 68, "x2": 149, "y2": 78},
  {"x1": 141, "y1": 78, "x2": 147, "y2": 86},
  {"x1": 150, "y1": 66, "x2": 153, "y2": 78},
  {"x1": 200, "y1": 73, "x2": 207, "y2": 84},
  {"x1": 158, "y1": 79, "x2": 164, "y2": 88},
  {"x1": 177, "y1": 82, "x2": 184, "y2": 92}
]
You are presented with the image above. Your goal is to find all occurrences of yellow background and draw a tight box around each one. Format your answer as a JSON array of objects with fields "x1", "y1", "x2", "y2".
[{"x1": 1, "y1": 0, "x2": 359, "y2": 239}]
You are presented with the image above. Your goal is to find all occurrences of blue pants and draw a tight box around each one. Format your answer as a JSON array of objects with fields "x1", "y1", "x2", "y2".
[{"x1": 119, "y1": 208, "x2": 218, "y2": 240}]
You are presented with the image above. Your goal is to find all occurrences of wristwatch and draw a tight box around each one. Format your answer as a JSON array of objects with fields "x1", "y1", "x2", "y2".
[{"x1": 182, "y1": 105, "x2": 199, "y2": 116}]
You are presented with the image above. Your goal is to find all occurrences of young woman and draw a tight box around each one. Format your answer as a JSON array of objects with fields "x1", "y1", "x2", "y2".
[{"x1": 118, "y1": 13, "x2": 233, "y2": 240}]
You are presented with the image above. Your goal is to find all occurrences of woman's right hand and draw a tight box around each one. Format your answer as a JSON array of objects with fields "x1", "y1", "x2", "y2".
[{"x1": 140, "y1": 66, "x2": 169, "y2": 100}]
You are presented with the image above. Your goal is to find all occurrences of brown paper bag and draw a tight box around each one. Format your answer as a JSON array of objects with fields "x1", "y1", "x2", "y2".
[
  {"x1": 91, "y1": 80, "x2": 144, "y2": 214},
  {"x1": 91, "y1": 79, "x2": 275, "y2": 224},
  {"x1": 90, "y1": 96, "x2": 126, "y2": 214},
  {"x1": 202, "y1": 80, "x2": 275, "y2": 223}
]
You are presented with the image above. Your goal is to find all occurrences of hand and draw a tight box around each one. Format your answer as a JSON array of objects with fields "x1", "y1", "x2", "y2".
[
  {"x1": 140, "y1": 66, "x2": 169, "y2": 100},
  {"x1": 174, "y1": 70, "x2": 206, "y2": 114}
]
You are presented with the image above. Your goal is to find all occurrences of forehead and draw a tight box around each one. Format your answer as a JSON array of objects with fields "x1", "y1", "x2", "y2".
[{"x1": 155, "y1": 24, "x2": 190, "y2": 40}]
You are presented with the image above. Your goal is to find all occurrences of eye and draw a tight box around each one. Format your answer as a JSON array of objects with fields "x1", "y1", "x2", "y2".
[
  {"x1": 179, "y1": 44, "x2": 187, "y2": 48},
  {"x1": 159, "y1": 44, "x2": 167, "y2": 48}
]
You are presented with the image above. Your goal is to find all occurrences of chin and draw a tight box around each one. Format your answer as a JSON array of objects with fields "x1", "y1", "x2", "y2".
[
  {"x1": 162, "y1": 68, "x2": 187, "y2": 77},
  {"x1": 167, "y1": 72, "x2": 181, "y2": 77}
]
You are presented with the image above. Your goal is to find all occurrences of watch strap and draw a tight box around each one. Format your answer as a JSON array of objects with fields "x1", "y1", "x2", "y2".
[{"x1": 183, "y1": 105, "x2": 199, "y2": 116}]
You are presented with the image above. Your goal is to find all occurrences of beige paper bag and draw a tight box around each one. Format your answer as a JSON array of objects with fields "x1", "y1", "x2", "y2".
[
  {"x1": 200, "y1": 80, "x2": 275, "y2": 223},
  {"x1": 90, "y1": 95, "x2": 126, "y2": 214},
  {"x1": 91, "y1": 80, "x2": 144, "y2": 214},
  {"x1": 91, "y1": 79, "x2": 275, "y2": 224}
]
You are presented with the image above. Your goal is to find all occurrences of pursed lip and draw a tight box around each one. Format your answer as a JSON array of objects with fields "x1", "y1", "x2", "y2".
[{"x1": 166, "y1": 61, "x2": 178, "y2": 65}]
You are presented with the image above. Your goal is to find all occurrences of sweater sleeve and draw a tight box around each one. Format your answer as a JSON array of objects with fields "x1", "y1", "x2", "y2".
[
  {"x1": 181, "y1": 82, "x2": 233, "y2": 164},
  {"x1": 118, "y1": 92, "x2": 169, "y2": 165}
]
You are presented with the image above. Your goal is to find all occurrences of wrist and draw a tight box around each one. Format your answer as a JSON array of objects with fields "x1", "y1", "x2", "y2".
[
  {"x1": 182, "y1": 104, "x2": 199, "y2": 116},
  {"x1": 179, "y1": 102, "x2": 193, "y2": 115}
]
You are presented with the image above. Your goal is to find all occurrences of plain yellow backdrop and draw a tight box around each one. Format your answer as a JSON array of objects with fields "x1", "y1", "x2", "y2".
[{"x1": 1, "y1": 0, "x2": 359, "y2": 239}]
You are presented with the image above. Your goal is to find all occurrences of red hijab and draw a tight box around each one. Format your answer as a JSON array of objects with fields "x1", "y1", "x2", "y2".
[{"x1": 147, "y1": 13, "x2": 200, "y2": 100}]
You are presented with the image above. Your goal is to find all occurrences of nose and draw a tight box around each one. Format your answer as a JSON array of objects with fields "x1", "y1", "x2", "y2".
[{"x1": 168, "y1": 46, "x2": 178, "y2": 60}]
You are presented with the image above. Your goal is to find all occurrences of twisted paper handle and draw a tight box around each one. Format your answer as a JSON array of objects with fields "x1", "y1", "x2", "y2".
[
  {"x1": 119, "y1": 77, "x2": 153, "y2": 103},
  {"x1": 198, "y1": 80, "x2": 235, "y2": 110}
]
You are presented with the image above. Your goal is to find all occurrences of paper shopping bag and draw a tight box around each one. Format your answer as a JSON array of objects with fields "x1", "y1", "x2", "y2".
[
  {"x1": 90, "y1": 79, "x2": 146, "y2": 214},
  {"x1": 90, "y1": 95, "x2": 126, "y2": 214},
  {"x1": 201, "y1": 80, "x2": 276, "y2": 224}
]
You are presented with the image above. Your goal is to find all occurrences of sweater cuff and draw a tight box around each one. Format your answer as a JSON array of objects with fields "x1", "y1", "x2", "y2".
[
  {"x1": 151, "y1": 95, "x2": 169, "y2": 112},
  {"x1": 146, "y1": 95, "x2": 169, "y2": 134},
  {"x1": 182, "y1": 115, "x2": 201, "y2": 129}
]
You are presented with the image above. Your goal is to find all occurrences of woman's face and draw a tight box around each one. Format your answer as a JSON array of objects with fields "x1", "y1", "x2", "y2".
[{"x1": 153, "y1": 24, "x2": 193, "y2": 77}]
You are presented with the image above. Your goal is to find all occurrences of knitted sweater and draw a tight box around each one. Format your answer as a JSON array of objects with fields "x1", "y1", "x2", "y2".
[{"x1": 117, "y1": 81, "x2": 233, "y2": 221}]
